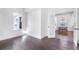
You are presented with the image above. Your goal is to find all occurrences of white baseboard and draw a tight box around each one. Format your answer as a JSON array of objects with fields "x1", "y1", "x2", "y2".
[
  {"x1": 48, "y1": 35, "x2": 55, "y2": 38},
  {"x1": 27, "y1": 33, "x2": 41, "y2": 39},
  {"x1": 0, "y1": 33, "x2": 23, "y2": 41},
  {"x1": 41, "y1": 35, "x2": 47, "y2": 39}
]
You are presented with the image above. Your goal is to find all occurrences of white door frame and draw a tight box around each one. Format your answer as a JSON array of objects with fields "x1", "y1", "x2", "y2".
[
  {"x1": 47, "y1": 14, "x2": 56, "y2": 38},
  {"x1": 73, "y1": 8, "x2": 78, "y2": 47},
  {"x1": 47, "y1": 9, "x2": 77, "y2": 47}
]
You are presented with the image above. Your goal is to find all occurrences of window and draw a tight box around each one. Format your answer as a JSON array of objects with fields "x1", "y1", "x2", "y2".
[{"x1": 13, "y1": 16, "x2": 22, "y2": 30}]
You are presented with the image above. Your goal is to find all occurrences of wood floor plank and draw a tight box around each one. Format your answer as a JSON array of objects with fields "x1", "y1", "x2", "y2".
[{"x1": 0, "y1": 31, "x2": 77, "y2": 50}]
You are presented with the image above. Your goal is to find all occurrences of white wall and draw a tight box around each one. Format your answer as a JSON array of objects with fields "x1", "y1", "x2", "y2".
[
  {"x1": 0, "y1": 8, "x2": 26, "y2": 40},
  {"x1": 41, "y1": 8, "x2": 48, "y2": 38},
  {"x1": 26, "y1": 8, "x2": 41, "y2": 39}
]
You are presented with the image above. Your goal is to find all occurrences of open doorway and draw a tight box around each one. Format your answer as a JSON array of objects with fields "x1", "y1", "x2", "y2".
[
  {"x1": 52, "y1": 11, "x2": 77, "y2": 46},
  {"x1": 55, "y1": 11, "x2": 74, "y2": 42},
  {"x1": 46, "y1": 8, "x2": 77, "y2": 49}
]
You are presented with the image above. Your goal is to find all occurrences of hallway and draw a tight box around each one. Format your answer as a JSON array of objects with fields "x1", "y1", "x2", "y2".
[{"x1": 0, "y1": 8, "x2": 78, "y2": 50}]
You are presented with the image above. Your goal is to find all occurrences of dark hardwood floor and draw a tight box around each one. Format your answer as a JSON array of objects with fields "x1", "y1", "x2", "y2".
[
  {"x1": 0, "y1": 31, "x2": 77, "y2": 50},
  {"x1": 42, "y1": 37, "x2": 76, "y2": 50},
  {"x1": 0, "y1": 35, "x2": 44, "y2": 50}
]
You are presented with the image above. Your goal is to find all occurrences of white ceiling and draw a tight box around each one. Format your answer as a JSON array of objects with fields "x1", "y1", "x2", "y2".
[{"x1": 24, "y1": 8, "x2": 40, "y2": 13}]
